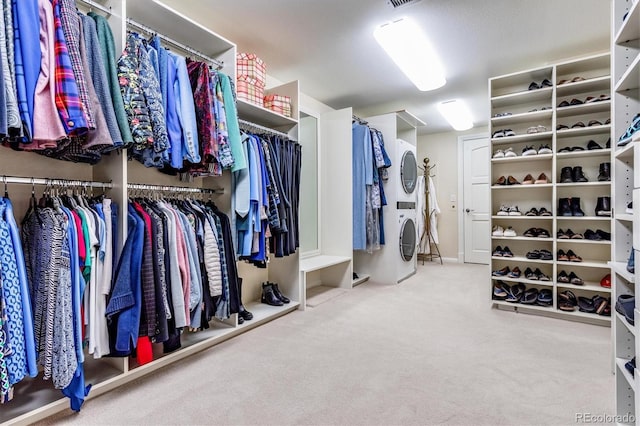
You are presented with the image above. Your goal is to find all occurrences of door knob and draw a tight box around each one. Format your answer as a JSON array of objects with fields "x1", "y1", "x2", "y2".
[{"x1": 465, "y1": 208, "x2": 474, "y2": 213}]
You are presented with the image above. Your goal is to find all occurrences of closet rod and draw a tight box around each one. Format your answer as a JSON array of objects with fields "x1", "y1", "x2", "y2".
[
  {"x1": 238, "y1": 119, "x2": 290, "y2": 138},
  {"x1": 76, "y1": 0, "x2": 112, "y2": 15},
  {"x1": 1, "y1": 176, "x2": 112, "y2": 188},
  {"x1": 126, "y1": 18, "x2": 224, "y2": 70},
  {"x1": 352, "y1": 114, "x2": 368, "y2": 125},
  {"x1": 128, "y1": 183, "x2": 224, "y2": 194}
]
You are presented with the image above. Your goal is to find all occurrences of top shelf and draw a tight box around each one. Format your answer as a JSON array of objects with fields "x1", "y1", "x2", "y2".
[
  {"x1": 555, "y1": 76, "x2": 611, "y2": 97},
  {"x1": 237, "y1": 100, "x2": 298, "y2": 129},
  {"x1": 615, "y1": 0, "x2": 640, "y2": 44},
  {"x1": 491, "y1": 87, "x2": 553, "y2": 108}
]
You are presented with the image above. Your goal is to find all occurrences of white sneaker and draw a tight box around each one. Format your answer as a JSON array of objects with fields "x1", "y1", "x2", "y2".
[
  {"x1": 496, "y1": 205, "x2": 510, "y2": 216},
  {"x1": 508, "y1": 206, "x2": 521, "y2": 216},
  {"x1": 503, "y1": 226, "x2": 517, "y2": 237},
  {"x1": 493, "y1": 149, "x2": 505, "y2": 158},
  {"x1": 492, "y1": 225, "x2": 504, "y2": 236},
  {"x1": 504, "y1": 147, "x2": 517, "y2": 158},
  {"x1": 522, "y1": 145, "x2": 537, "y2": 156}
]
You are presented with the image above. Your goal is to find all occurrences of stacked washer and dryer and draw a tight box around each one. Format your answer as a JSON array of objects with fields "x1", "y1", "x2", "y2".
[{"x1": 396, "y1": 139, "x2": 418, "y2": 281}]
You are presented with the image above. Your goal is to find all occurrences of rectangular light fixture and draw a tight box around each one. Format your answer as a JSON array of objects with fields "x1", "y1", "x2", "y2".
[
  {"x1": 437, "y1": 100, "x2": 473, "y2": 131},
  {"x1": 374, "y1": 18, "x2": 446, "y2": 91}
]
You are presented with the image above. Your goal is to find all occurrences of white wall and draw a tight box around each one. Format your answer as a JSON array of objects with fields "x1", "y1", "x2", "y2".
[{"x1": 417, "y1": 126, "x2": 489, "y2": 260}]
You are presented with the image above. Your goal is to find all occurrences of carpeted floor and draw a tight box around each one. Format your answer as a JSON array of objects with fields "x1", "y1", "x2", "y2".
[{"x1": 42, "y1": 262, "x2": 614, "y2": 426}]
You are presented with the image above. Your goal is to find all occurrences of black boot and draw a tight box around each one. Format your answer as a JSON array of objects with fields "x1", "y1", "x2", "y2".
[
  {"x1": 237, "y1": 278, "x2": 253, "y2": 321},
  {"x1": 570, "y1": 197, "x2": 585, "y2": 216},
  {"x1": 261, "y1": 282, "x2": 284, "y2": 306},
  {"x1": 270, "y1": 282, "x2": 290, "y2": 304},
  {"x1": 595, "y1": 196, "x2": 611, "y2": 216},
  {"x1": 597, "y1": 162, "x2": 611, "y2": 181},
  {"x1": 560, "y1": 167, "x2": 573, "y2": 183},
  {"x1": 558, "y1": 198, "x2": 572, "y2": 216},
  {"x1": 572, "y1": 166, "x2": 588, "y2": 182}
]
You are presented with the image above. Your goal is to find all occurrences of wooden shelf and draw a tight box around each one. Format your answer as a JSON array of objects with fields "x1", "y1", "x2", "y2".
[
  {"x1": 556, "y1": 100, "x2": 612, "y2": 118},
  {"x1": 616, "y1": 358, "x2": 637, "y2": 391},
  {"x1": 490, "y1": 86, "x2": 553, "y2": 108},
  {"x1": 492, "y1": 236, "x2": 553, "y2": 242},
  {"x1": 556, "y1": 181, "x2": 611, "y2": 188},
  {"x1": 237, "y1": 99, "x2": 298, "y2": 128},
  {"x1": 556, "y1": 149, "x2": 611, "y2": 160},
  {"x1": 491, "y1": 255, "x2": 554, "y2": 264},
  {"x1": 556, "y1": 76, "x2": 612, "y2": 97},
  {"x1": 492, "y1": 154, "x2": 553, "y2": 163},
  {"x1": 616, "y1": 311, "x2": 636, "y2": 336},
  {"x1": 491, "y1": 109, "x2": 553, "y2": 125},
  {"x1": 615, "y1": 0, "x2": 640, "y2": 44},
  {"x1": 491, "y1": 276, "x2": 553, "y2": 287},
  {"x1": 613, "y1": 261, "x2": 635, "y2": 282},
  {"x1": 616, "y1": 213, "x2": 635, "y2": 222},
  {"x1": 557, "y1": 281, "x2": 612, "y2": 293},
  {"x1": 615, "y1": 140, "x2": 636, "y2": 159},
  {"x1": 491, "y1": 131, "x2": 553, "y2": 146},
  {"x1": 556, "y1": 124, "x2": 612, "y2": 138},
  {"x1": 556, "y1": 216, "x2": 613, "y2": 221},
  {"x1": 491, "y1": 183, "x2": 553, "y2": 189},
  {"x1": 300, "y1": 255, "x2": 350, "y2": 272},
  {"x1": 556, "y1": 259, "x2": 611, "y2": 268},
  {"x1": 491, "y1": 215, "x2": 553, "y2": 220},
  {"x1": 615, "y1": 52, "x2": 640, "y2": 92}
]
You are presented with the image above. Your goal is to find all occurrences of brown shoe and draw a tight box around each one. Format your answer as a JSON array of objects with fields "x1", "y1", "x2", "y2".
[
  {"x1": 522, "y1": 174, "x2": 534, "y2": 184},
  {"x1": 567, "y1": 250, "x2": 582, "y2": 262},
  {"x1": 534, "y1": 173, "x2": 548, "y2": 184},
  {"x1": 507, "y1": 175, "x2": 520, "y2": 185},
  {"x1": 495, "y1": 176, "x2": 507, "y2": 185}
]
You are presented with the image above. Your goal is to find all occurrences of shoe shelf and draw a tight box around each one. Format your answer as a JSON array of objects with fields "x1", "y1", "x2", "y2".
[
  {"x1": 491, "y1": 255, "x2": 553, "y2": 264},
  {"x1": 615, "y1": 0, "x2": 640, "y2": 44},
  {"x1": 557, "y1": 239, "x2": 612, "y2": 245},
  {"x1": 613, "y1": 261, "x2": 636, "y2": 283},
  {"x1": 617, "y1": 213, "x2": 635, "y2": 222},
  {"x1": 617, "y1": 357, "x2": 638, "y2": 391},
  {"x1": 615, "y1": 54, "x2": 640, "y2": 92},
  {"x1": 557, "y1": 149, "x2": 612, "y2": 160},
  {"x1": 492, "y1": 299, "x2": 554, "y2": 312},
  {"x1": 557, "y1": 259, "x2": 611, "y2": 268},
  {"x1": 235, "y1": 301, "x2": 300, "y2": 331},
  {"x1": 556, "y1": 125, "x2": 612, "y2": 138},
  {"x1": 556, "y1": 100, "x2": 612, "y2": 118},
  {"x1": 492, "y1": 236, "x2": 553, "y2": 242},
  {"x1": 490, "y1": 87, "x2": 553, "y2": 108},
  {"x1": 617, "y1": 311, "x2": 637, "y2": 336},
  {"x1": 492, "y1": 276, "x2": 554, "y2": 287},
  {"x1": 491, "y1": 131, "x2": 553, "y2": 145},
  {"x1": 557, "y1": 216, "x2": 613, "y2": 221},
  {"x1": 557, "y1": 308, "x2": 612, "y2": 322},
  {"x1": 491, "y1": 154, "x2": 553, "y2": 164},
  {"x1": 491, "y1": 215, "x2": 553, "y2": 220},
  {"x1": 615, "y1": 140, "x2": 638, "y2": 160},
  {"x1": 555, "y1": 182, "x2": 612, "y2": 188},
  {"x1": 491, "y1": 109, "x2": 553, "y2": 125},
  {"x1": 556, "y1": 76, "x2": 612, "y2": 97},
  {"x1": 558, "y1": 281, "x2": 613, "y2": 293},
  {"x1": 491, "y1": 183, "x2": 553, "y2": 190}
]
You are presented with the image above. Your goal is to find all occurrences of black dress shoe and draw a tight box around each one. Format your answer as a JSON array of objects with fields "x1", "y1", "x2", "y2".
[
  {"x1": 571, "y1": 197, "x2": 585, "y2": 216},
  {"x1": 587, "y1": 140, "x2": 603, "y2": 150},
  {"x1": 270, "y1": 282, "x2": 290, "y2": 304},
  {"x1": 558, "y1": 198, "x2": 572, "y2": 216},
  {"x1": 261, "y1": 283, "x2": 284, "y2": 306},
  {"x1": 584, "y1": 229, "x2": 602, "y2": 241},
  {"x1": 598, "y1": 162, "x2": 610, "y2": 181},
  {"x1": 560, "y1": 167, "x2": 573, "y2": 183},
  {"x1": 596, "y1": 229, "x2": 611, "y2": 241},
  {"x1": 572, "y1": 166, "x2": 588, "y2": 182},
  {"x1": 595, "y1": 196, "x2": 611, "y2": 216}
]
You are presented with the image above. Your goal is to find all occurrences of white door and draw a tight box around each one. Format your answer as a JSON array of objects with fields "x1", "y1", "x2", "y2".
[{"x1": 462, "y1": 136, "x2": 490, "y2": 264}]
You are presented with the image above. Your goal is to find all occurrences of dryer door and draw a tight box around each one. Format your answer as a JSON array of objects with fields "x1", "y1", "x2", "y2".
[
  {"x1": 400, "y1": 150, "x2": 417, "y2": 194},
  {"x1": 399, "y1": 218, "x2": 416, "y2": 261}
]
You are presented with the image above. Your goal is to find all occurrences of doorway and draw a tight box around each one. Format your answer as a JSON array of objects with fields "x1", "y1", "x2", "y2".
[{"x1": 458, "y1": 134, "x2": 490, "y2": 264}]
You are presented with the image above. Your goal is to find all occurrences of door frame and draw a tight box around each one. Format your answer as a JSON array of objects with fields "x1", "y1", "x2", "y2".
[{"x1": 457, "y1": 133, "x2": 490, "y2": 263}]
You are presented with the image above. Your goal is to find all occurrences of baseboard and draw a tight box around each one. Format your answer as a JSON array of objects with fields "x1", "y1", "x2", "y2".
[{"x1": 442, "y1": 257, "x2": 459, "y2": 263}]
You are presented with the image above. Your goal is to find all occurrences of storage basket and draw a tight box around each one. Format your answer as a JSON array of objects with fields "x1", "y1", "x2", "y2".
[
  {"x1": 237, "y1": 53, "x2": 266, "y2": 88},
  {"x1": 264, "y1": 94, "x2": 292, "y2": 117}
]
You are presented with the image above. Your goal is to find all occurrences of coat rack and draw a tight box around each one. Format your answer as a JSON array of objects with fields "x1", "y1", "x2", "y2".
[{"x1": 418, "y1": 157, "x2": 442, "y2": 264}]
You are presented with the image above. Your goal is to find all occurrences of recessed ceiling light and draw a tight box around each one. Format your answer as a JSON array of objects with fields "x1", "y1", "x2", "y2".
[
  {"x1": 437, "y1": 100, "x2": 473, "y2": 131},
  {"x1": 374, "y1": 17, "x2": 446, "y2": 91}
]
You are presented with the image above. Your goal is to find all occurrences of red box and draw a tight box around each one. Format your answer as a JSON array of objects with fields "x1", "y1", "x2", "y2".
[
  {"x1": 264, "y1": 94, "x2": 292, "y2": 117},
  {"x1": 236, "y1": 80, "x2": 264, "y2": 106},
  {"x1": 237, "y1": 53, "x2": 266, "y2": 88}
]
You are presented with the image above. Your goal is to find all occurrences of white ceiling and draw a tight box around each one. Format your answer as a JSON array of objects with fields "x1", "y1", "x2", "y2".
[{"x1": 157, "y1": 0, "x2": 611, "y2": 134}]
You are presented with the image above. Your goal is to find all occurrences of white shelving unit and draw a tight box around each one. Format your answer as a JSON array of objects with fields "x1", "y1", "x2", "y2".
[
  {"x1": 612, "y1": 0, "x2": 640, "y2": 422},
  {"x1": 1, "y1": 1, "x2": 305, "y2": 424},
  {"x1": 489, "y1": 52, "x2": 612, "y2": 325}
]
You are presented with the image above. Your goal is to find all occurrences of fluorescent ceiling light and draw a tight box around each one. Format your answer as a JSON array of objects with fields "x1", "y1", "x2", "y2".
[
  {"x1": 374, "y1": 18, "x2": 446, "y2": 91},
  {"x1": 438, "y1": 100, "x2": 473, "y2": 131}
]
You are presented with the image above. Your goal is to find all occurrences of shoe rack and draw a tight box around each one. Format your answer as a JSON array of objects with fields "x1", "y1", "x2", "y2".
[
  {"x1": 489, "y1": 52, "x2": 612, "y2": 325},
  {"x1": 612, "y1": 0, "x2": 640, "y2": 423}
]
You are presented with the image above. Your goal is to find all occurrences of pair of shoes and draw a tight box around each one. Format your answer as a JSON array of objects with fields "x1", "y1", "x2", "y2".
[
  {"x1": 616, "y1": 294, "x2": 635, "y2": 325},
  {"x1": 584, "y1": 94, "x2": 611, "y2": 103},
  {"x1": 526, "y1": 249, "x2": 553, "y2": 260},
  {"x1": 597, "y1": 162, "x2": 611, "y2": 181},
  {"x1": 627, "y1": 249, "x2": 635, "y2": 274},
  {"x1": 584, "y1": 229, "x2": 610, "y2": 241},
  {"x1": 521, "y1": 145, "x2": 552, "y2": 155},
  {"x1": 625, "y1": 357, "x2": 636, "y2": 377},
  {"x1": 506, "y1": 283, "x2": 525, "y2": 302},
  {"x1": 558, "y1": 249, "x2": 582, "y2": 262},
  {"x1": 522, "y1": 173, "x2": 548, "y2": 184},
  {"x1": 528, "y1": 79, "x2": 552, "y2": 90},
  {"x1": 494, "y1": 175, "x2": 521, "y2": 185},
  {"x1": 557, "y1": 228, "x2": 584, "y2": 239},
  {"x1": 494, "y1": 112, "x2": 512, "y2": 118},
  {"x1": 496, "y1": 205, "x2": 521, "y2": 216},
  {"x1": 526, "y1": 125, "x2": 547, "y2": 134},
  {"x1": 524, "y1": 207, "x2": 551, "y2": 216},
  {"x1": 492, "y1": 129, "x2": 516, "y2": 138},
  {"x1": 492, "y1": 147, "x2": 517, "y2": 158},
  {"x1": 557, "y1": 76, "x2": 586, "y2": 85},
  {"x1": 557, "y1": 124, "x2": 570, "y2": 131},
  {"x1": 558, "y1": 270, "x2": 583, "y2": 285},
  {"x1": 557, "y1": 98, "x2": 585, "y2": 107},
  {"x1": 493, "y1": 280, "x2": 510, "y2": 300},
  {"x1": 560, "y1": 166, "x2": 588, "y2": 183},
  {"x1": 617, "y1": 113, "x2": 640, "y2": 146},
  {"x1": 558, "y1": 198, "x2": 585, "y2": 216},
  {"x1": 507, "y1": 267, "x2": 522, "y2": 279},
  {"x1": 492, "y1": 246, "x2": 514, "y2": 257},
  {"x1": 558, "y1": 145, "x2": 585, "y2": 153},
  {"x1": 261, "y1": 282, "x2": 290, "y2": 306},
  {"x1": 587, "y1": 140, "x2": 604, "y2": 150},
  {"x1": 595, "y1": 196, "x2": 611, "y2": 216},
  {"x1": 524, "y1": 267, "x2": 551, "y2": 281},
  {"x1": 523, "y1": 227, "x2": 550, "y2": 238},
  {"x1": 600, "y1": 273, "x2": 611, "y2": 288},
  {"x1": 558, "y1": 290, "x2": 578, "y2": 311},
  {"x1": 492, "y1": 266, "x2": 511, "y2": 277},
  {"x1": 627, "y1": 202, "x2": 633, "y2": 214},
  {"x1": 579, "y1": 295, "x2": 610, "y2": 315}
]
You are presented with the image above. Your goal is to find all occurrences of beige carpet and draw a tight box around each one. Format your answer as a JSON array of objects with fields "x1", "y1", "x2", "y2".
[
  {"x1": 305, "y1": 285, "x2": 349, "y2": 307},
  {"x1": 42, "y1": 262, "x2": 614, "y2": 426}
]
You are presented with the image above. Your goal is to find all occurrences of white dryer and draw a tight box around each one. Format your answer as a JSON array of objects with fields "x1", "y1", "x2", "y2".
[{"x1": 396, "y1": 139, "x2": 418, "y2": 280}]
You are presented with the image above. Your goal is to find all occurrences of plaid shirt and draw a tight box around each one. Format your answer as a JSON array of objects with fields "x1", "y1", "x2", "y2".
[
  {"x1": 51, "y1": 0, "x2": 87, "y2": 135},
  {"x1": 59, "y1": 0, "x2": 94, "y2": 129}
]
